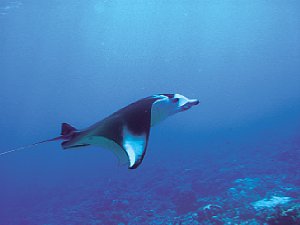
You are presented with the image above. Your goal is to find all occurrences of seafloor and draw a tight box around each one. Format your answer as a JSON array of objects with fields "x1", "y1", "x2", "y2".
[{"x1": 4, "y1": 134, "x2": 300, "y2": 225}]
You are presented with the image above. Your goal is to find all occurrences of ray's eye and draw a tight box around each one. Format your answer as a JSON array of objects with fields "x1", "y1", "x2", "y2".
[{"x1": 171, "y1": 98, "x2": 179, "y2": 103}]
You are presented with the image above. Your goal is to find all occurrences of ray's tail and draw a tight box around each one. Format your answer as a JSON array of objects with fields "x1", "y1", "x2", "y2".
[
  {"x1": 0, "y1": 122, "x2": 78, "y2": 157},
  {"x1": 0, "y1": 136, "x2": 63, "y2": 157}
]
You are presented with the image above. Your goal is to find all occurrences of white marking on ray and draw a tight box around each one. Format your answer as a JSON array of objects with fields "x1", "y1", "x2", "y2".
[
  {"x1": 150, "y1": 96, "x2": 171, "y2": 126},
  {"x1": 123, "y1": 127, "x2": 146, "y2": 168}
]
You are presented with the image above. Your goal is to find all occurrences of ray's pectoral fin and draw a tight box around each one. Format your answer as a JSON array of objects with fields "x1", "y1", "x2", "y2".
[
  {"x1": 83, "y1": 135, "x2": 129, "y2": 166},
  {"x1": 84, "y1": 131, "x2": 149, "y2": 169},
  {"x1": 122, "y1": 127, "x2": 149, "y2": 169}
]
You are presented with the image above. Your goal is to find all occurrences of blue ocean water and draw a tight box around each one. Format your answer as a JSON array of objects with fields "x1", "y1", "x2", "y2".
[{"x1": 0, "y1": 1, "x2": 300, "y2": 224}]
